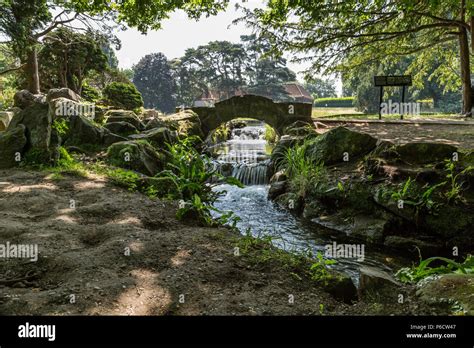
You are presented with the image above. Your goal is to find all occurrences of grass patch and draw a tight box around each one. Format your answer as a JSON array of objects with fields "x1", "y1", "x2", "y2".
[{"x1": 235, "y1": 231, "x2": 336, "y2": 286}]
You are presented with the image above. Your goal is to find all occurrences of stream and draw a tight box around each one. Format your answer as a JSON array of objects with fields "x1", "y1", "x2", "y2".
[{"x1": 209, "y1": 120, "x2": 400, "y2": 284}]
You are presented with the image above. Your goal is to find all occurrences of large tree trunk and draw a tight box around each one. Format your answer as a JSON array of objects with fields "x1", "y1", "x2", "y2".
[
  {"x1": 459, "y1": 25, "x2": 472, "y2": 116},
  {"x1": 25, "y1": 47, "x2": 41, "y2": 94}
]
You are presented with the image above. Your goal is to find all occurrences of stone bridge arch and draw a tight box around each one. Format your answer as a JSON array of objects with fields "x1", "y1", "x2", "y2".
[{"x1": 189, "y1": 94, "x2": 314, "y2": 137}]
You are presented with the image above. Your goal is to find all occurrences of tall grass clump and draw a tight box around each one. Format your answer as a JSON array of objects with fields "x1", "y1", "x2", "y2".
[{"x1": 283, "y1": 140, "x2": 326, "y2": 198}]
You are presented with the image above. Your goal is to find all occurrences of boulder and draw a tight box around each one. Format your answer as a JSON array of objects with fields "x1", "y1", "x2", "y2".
[
  {"x1": 104, "y1": 121, "x2": 139, "y2": 136},
  {"x1": 106, "y1": 140, "x2": 166, "y2": 176},
  {"x1": 144, "y1": 117, "x2": 167, "y2": 131},
  {"x1": 141, "y1": 109, "x2": 161, "y2": 121},
  {"x1": 416, "y1": 274, "x2": 474, "y2": 315},
  {"x1": 358, "y1": 266, "x2": 400, "y2": 302},
  {"x1": 103, "y1": 132, "x2": 128, "y2": 147},
  {"x1": 0, "y1": 111, "x2": 14, "y2": 131},
  {"x1": 322, "y1": 271, "x2": 358, "y2": 304},
  {"x1": 46, "y1": 88, "x2": 81, "y2": 103},
  {"x1": 0, "y1": 125, "x2": 27, "y2": 168},
  {"x1": 93, "y1": 105, "x2": 109, "y2": 125},
  {"x1": 395, "y1": 142, "x2": 457, "y2": 165},
  {"x1": 128, "y1": 127, "x2": 177, "y2": 148},
  {"x1": 275, "y1": 192, "x2": 302, "y2": 214},
  {"x1": 8, "y1": 98, "x2": 55, "y2": 162},
  {"x1": 268, "y1": 181, "x2": 287, "y2": 200},
  {"x1": 306, "y1": 126, "x2": 377, "y2": 165},
  {"x1": 61, "y1": 114, "x2": 104, "y2": 147},
  {"x1": 270, "y1": 170, "x2": 287, "y2": 184},
  {"x1": 160, "y1": 110, "x2": 203, "y2": 138},
  {"x1": 13, "y1": 90, "x2": 45, "y2": 109},
  {"x1": 383, "y1": 236, "x2": 442, "y2": 256},
  {"x1": 105, "y1": 110, "x2": 144, "y2": 130},
  {"x1": 283, "y1": 120, "x2": 316, "y2": 137}
]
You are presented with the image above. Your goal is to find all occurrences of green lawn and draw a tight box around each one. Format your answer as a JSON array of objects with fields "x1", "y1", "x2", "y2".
[{"x1": 311, "y1": 107, "x2": 460, "y2": 120}]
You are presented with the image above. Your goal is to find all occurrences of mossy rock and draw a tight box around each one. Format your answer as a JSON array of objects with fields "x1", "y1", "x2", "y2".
[
  {"x1": 395, "y1": 142, "x2": 457, "y2": 165},
  {"x1": 0, "y1": 125, "x2": 27, "y2": 168},
  {"x1": 322, "y1": 270, "x2": 358, "y2": 304},
  {"x1": 128, "y1": 127, "x2": 178, "y2": 148},
  {"x1": 104, "y1": 121, "x2": 139, "y2": 137},
  {"x1": 416, "y1": 274, "x2": 474, "y2": 315},
  {"x1": 274, "y1": 192, "x2": 303, "y2": 214},
  {"x1": 105, "y1": 110, "x2": 144, "y2": 130},
  {"x1": 306, "y1": 126, "x2": 377, "y2": 165},
  {"x1": 159, "y1": 110, "x2": 203, "y2": 138},
  {"x1": 106, "y1": 140, "x2": 166, "y2": 176}
]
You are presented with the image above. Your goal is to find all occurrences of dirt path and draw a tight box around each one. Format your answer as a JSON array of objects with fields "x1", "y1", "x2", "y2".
[
  {"x1": 315, "y1": 121, "x2": 474, "y2": 150},
  {"x1": 0, "y1": 169, "x2": 438, "y2": 315}
]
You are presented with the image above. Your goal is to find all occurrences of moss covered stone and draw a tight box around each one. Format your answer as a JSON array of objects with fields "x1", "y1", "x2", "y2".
[
  {"x1": 106, "y1": 140, "x2": 165, "y2": 176},
  {"x1": 0, "y1": 125, "x2": 27, "y2": 168},
  {"x1": 305, "y1": 126, "x2": 377, "y2": 165}
]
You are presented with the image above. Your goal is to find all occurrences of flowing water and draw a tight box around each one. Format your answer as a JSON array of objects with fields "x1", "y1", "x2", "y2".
[{"x1": 210, "y1": 120, "x2": 399, "y2": 283}]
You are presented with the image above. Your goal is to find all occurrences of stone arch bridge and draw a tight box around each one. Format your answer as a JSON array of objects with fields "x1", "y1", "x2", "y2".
[{"x1": 188, "y1": 94, "x2": 314, "y2": 136}]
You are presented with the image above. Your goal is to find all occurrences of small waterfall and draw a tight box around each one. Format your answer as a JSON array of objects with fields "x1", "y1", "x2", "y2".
[
  {"x1": 232, "y1": 160, "x2": 269, "y2": 185},
  {"x1": 211, "y1": 121, "x2": 271, "y2": 186}
]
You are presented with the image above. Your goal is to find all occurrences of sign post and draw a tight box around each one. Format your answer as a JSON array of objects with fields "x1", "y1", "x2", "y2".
[{"x1": 374, "y1": 75, "x2": 412, "y2": 120}]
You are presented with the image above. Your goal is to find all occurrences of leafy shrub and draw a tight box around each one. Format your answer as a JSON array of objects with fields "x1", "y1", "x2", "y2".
[
  {"x1": 52, "y1": 118, "x2": 69, "y2": 137},
  {"x1": 103, "y1": 82, "x2": 144, "y2": 111},
  {"x1": 314, "y1": 97, "x2": 354, "y2": 108},
  {"x1": 81, "y1": 83, "x2": 101, "y2": 102},
  {"x1": 264, "y1": 124, "x2": 278, "y2": 144},
  {"x1": 156, "y1": 136, "x2": 243, "y2": 226},
  {"x1": 396, "y1": 253, "x2": 473, "y2": 283},
  {"x1": 0, "y1": 85, "x2": 15, "y2": 110}
]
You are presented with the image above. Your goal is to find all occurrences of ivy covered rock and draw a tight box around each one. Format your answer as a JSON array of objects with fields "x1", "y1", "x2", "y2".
[
  {"x1": 106, "y1": 140, "x2": 166, "y2": 176},
  {"x1": 0, "y1": 125, "x2": 27, "y2": 169},
  {"x1": 306, "y1": 126, "x2": 377, "y2": 165}
]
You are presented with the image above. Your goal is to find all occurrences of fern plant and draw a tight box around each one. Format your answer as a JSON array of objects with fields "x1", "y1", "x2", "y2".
[{"x1": 156, "y1": 136, "x2": 243, "y2": 226}]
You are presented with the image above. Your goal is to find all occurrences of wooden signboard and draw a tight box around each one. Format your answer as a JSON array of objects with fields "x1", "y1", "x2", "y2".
[
  {"x1": 374, "y1": 75, "x2": 412, "y2": 87},
  {"x1": 374, "y1": 75, "x2": 412, "y2": 119}
]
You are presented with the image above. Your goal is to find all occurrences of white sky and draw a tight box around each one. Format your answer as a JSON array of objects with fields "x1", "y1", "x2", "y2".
[{"x1": 113, "y1": 0, "x2": 342, "y2": 95}]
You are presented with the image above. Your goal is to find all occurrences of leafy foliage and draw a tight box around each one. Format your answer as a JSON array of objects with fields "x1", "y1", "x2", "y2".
[
  {"x1": 156, "y1": 136, "x2": 243, "y2": 226},
  {"x1": 103, "y1": 82, "x2": 144, "y2": 111},
  {"x1": 443, "y1": 160, "x2": 474, "y2": 204},
  {"x1": 396, "y1": 253, "x2": 474, "y2": 284},
  {"x1": 133, "y1": 52, "x2": 177, "y2": 113},
  {"x1": 39, "y1": 28, "x2": 108, "y2": 93}
]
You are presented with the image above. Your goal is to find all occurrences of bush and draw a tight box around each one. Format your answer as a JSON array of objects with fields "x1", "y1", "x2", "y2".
[
  {"x1": 314, "y1": 97, "x2": 354, "y2": 108},
  {"x1": 156, "y1": 136, "x2": 243, "y2": 226},
  {"x1": 103, "y1": 82, "x2": 144, "y2": 111},
  {"x1": 81, "y1": 83, "x2": 101, "y2": 102}
]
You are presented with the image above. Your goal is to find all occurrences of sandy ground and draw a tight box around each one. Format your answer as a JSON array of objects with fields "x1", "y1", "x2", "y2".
[{"x1": 0, "y1": 169, "x2": 440, "y2": 315}]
